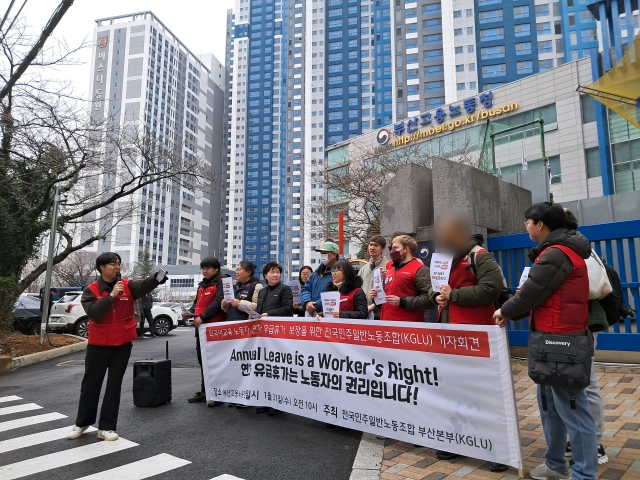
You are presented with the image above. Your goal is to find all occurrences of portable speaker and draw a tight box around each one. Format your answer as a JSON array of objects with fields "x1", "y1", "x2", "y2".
[{"x1": 133, "y1": 341, "x2": 172, "y2": 407}]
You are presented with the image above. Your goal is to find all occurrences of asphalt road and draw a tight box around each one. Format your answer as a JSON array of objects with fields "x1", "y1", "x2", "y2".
[{"x1": 0, "y1": 328, "x2": 362, "y2": 479}]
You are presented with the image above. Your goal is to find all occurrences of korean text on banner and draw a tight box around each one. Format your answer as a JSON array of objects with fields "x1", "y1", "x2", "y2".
[
  {"x1": 321, "y1": 292, "x2": 340, "y2": 317},
  {"x1": 518, "y1": 267, "x2": 531, "y2": 289},
  {"x1": 287, "y1": 280, "x2": 302, "y2": 304},
  {"x1": 199, "y1": 319, "x2": 523, "y2": 469},
  {"x1": 430, "y1": 253, "x2": 454, "y2": 291},
  {"x1": 222, "y1": 277, "x2": 235, "y2": 303},
  {"x1": 373, "y1": 268, "x2": 387, "y2": 305}
]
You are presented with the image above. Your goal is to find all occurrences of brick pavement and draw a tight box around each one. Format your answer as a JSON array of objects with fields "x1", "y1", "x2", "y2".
[{"x1": 379, "y1": 360, "x2": 640, "y2": 480}]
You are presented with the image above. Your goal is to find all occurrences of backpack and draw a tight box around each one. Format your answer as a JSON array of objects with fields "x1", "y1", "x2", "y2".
[
  {"x1": 598, "y1": 262, "x2": 631, "y2": 326},
  {"x1": 468, "y1": 245, "x2": 512, "y2": 308}
]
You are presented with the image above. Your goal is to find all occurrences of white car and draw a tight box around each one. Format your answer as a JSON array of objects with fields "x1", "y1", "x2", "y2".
[{"x1": 47, "y1": 292, "x2": 180, "y2": 338}]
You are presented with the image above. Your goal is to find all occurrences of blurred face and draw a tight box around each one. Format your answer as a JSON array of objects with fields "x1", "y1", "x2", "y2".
[
  {"x1": 436, "y1": 219, "x2": 469, "y2": 254},
  {"x1": 300, "y1": 268, "x2": 311, "y2": 283},
  {"x1": 236, "y1": 265, "x2": 251, "y2": 283},
  {"x1": 201, "y1": 266, "x2": 218, "y2": 280},
  {"x1": 332, "y1": 268, "x2": 345, "y2": 284},
  {"x1": 99, "y1": 259, "x2": 121, "y2": 281},
  {"x1": 265, "y1": 267, "x2": 281, "y2": 286},
  {"x1": 368, "y1": 241, "x2": 383, "y2": 260}
]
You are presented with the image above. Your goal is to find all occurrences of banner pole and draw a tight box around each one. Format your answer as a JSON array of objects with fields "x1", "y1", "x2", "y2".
[{"x1": 518, "y1": 469, "x2": 525, "y2": 479}]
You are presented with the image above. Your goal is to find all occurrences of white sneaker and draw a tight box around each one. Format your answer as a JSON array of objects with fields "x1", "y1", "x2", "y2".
[
  {"x1": 529, "y1": 463, "x2": 570, "y2": 480},
  {"x1": 67, "y1": 426, "x2": 89, "y2": 440},
  {"x1": 97, "y1": 430, "x2": 119, "y2": 441}
]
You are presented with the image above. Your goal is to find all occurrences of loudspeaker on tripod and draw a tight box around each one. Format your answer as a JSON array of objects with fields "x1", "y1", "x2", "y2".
[{"x1": 133, "y1": 340, "x2": 172, "y2": 407}]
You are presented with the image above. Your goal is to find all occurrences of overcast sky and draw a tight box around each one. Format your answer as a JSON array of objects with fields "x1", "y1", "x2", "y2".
[{"x1": 1, "y1": 0, "x2": 235, "y2": 97}]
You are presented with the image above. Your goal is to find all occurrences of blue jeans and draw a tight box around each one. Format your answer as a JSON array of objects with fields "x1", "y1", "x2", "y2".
[{"x1": 538, "y1": 385, "x2": 598, "y2": 480}]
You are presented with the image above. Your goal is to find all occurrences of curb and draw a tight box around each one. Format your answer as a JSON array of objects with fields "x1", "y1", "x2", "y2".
[
  {"x1": 2, "y1": 334, "x2": 88, "y2": 373},
  {"x1": 350, "y1": 433, "x2": 385, "y2": 480}
]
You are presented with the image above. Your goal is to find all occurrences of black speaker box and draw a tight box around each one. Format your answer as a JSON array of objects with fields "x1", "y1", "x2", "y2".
[{"x1": 133, "y1": 341, "x2": 172, "y2": 407}]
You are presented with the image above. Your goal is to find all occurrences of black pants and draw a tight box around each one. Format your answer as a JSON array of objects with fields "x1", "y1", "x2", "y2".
[
  {"x1": 143, "y1": 308, "x2": 155, "y2": 335},
  {"x1": 195, "y1": 332, "x2": 205, "y2": 393},
  {"x1": 75, "y1": 342, "x2": 132, "y2": 431}
]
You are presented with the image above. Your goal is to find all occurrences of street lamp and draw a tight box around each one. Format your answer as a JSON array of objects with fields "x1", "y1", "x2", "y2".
[{"x1": 39, "y1": 186, "x2": 65, "y2": 344}]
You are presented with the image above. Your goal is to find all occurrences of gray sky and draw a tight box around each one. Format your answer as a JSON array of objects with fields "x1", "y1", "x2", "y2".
[{"x1": 1, "y1": 0, "x2": 234, "y2": 97}]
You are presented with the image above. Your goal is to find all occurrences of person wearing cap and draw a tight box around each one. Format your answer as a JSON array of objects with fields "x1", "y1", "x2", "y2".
[
  {"x1": 187, "y1": 256, "x2": 225, "y2": 406},
  {"x1": 300, "y1": 240, "x2": 340, "y2": 316}
]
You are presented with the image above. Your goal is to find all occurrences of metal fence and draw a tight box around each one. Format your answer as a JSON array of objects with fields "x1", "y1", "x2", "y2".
[{"x1": 487, "y1": 219, "x2": 640, "y2": 351}]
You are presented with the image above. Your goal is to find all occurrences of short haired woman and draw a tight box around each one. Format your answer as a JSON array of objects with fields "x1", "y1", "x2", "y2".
[
  {"x1": 293, "y1": 265, "x2": 312, "y2": 316},
  {"x1": 317, "y1": 259, "x2": 368, "y2": 319}
]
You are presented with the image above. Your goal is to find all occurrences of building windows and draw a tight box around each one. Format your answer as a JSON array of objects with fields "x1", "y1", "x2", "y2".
[
  {"x1": 422, "y1": 3, "x2": 442, "y2": 14},
  {"x1": 170, "y1": 278, "x2": 195, "y2": 288},
  {"x1": 538, "y1": 58, "x2": 554, "y2": 71},
  {"x1": 424, "y1": 64, "x2": 444, "y2": 75},
  {"x1": 469, "y1": 81, "x2": 477, "y2": 89},
  {"x1": 467, "y1": 27, "x2": 474, "y2": 34},
  {"x1": 538, "y1": 40, "x2": 553, "y2": 53},
  {"x1": 466, "y1": 9, "x2": 473, "y2": 16},
  {"x1": 535, "y1": 4, "x2": 550, "y2": 17},
  {"x1": 580, "y1": 96, "x2": 596, "y2": 124},
  {"x1": 478, "y1": 0, "x2": 501, "y2": 5},
  {"x1": 481, "y1": 64, "x2": 506, "y2": 78},
  {"x1": 423, "y1": 34, "x2": 442, "y2": 45},
  {"x1": 424, "y1": 80, "x2": 445, "y2": 91},
  {"x1": 579, "y1": 10, "x2": 595, "y2": 22},
  {"x1": 517, "y1": 61, "x2": 533, "y2": 74},
  {"x1": 455, "y1": 46, "x2": 464, "y2": 54},
  {"x1": 513, "y1": 6, "x2": 529, "y2": 18},
  {"x1": 480, "y1": 45, "x2": 505, "y2": 59},
  {"x1": 456, "y1": 64, "x2": 465, "y2": 72},
  {"x1": 453, "y1": 10, "x2": 462, "y2": 17},
  {"x1": 479, "y1": 9, "x2": 503, "y2": 23},
  {"x1": 568, "y1": 12, "x2": 576, "y2": 26},
  {"x1": 424, "y1": 49, "x2": 443, "y2": 59},
  {"x1": 585, "y1": 148, "x2": 601, "y2": 178},
  {"x1": 457, "y1": 83, "x2": 466, "y2": 91},
  {"x1": 515, "y1": 24, "x2": 531, "y2": 37},
  {"x1": 480, "y1": 27, "x2": 504, "y2": 41},
  {"x1": 549, "y1": 155, "x2": 562, "y2": 184},
  {"x1": 537, "y1": 22, "x2": 552, "y2": 35},
  {"x1": 468, "y1": 45, "x2": 474, "y2": 53},
  {"x1": 406, "y1": 38, "x2": 418, "y2": 49},
  {"x1": 408, "y1": 84, "x2": 420, "y2": 96},
  {"x1": 581, "y1": 28, "x2": 598, "y2": 42},
  {"x1": 454, "y1": 28, "x2": 463, "y2": 36},
  {"x1": 469, "y1": 63, "x2": 476, "y2": 71},
  {"x1": 516, "y1": 42, "x2": 532, "y2": 55}
]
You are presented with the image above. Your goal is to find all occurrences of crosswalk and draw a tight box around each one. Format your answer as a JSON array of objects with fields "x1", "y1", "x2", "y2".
[{"x1": 0, "y1": 395, "x2": 191, "y2": 479}]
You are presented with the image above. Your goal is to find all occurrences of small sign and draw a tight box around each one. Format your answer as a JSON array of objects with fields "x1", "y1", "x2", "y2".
[
  {"x1": 287, "y1": 280, "x2": 302, "y2": 304},
  {"x1": 518, "y1": 267, "x2": 531, "y2": 289},
  {"x1": 240, "y1": 304, "x2": 261, "y2": 319},
  {"x1": 321, "y1": 292, "x2": 341, "y2": 318},
  {"x1": 222, "y1": 277, "x2": 235, "y2": 303},
  {"x1": 372, "y1": 268, "x2": 387, "y2": 305},
  {"x1": 430, "y1": 253, "x2": 454, "y2": 292}
]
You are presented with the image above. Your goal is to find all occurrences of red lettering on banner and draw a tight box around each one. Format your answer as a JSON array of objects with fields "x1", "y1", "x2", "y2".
[{"x1": 204, "y1": 321, "x2": 490, "y2": 358}]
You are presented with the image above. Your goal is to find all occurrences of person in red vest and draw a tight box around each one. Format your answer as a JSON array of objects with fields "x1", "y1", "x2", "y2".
[
  {"x1": 67, "y1": 252, "x2": 166, "y2": 442},
  {"x1": 494, "y1": 202, "x2": 597, "y2": 480},
  {"x1": 373, "y1": 235, "x2": 433, "y2": 321},
  {"x1": 187, "y1": 256, "x2": 225, "y2": 407},
  {"x1": 317, "y1": 259, "x2": 368, "y2": 320},
  {"x1": 430, "y1": 213, "x2": 507, "y2": 471}
]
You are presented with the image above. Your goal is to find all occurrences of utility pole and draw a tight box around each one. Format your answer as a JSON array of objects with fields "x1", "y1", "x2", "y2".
[
  {"x1": 0, "y1": 0, "x2": 74, "y2": 101},
  {"x1": 39, "y1": 186, "x2": 62, "y2": 344}
]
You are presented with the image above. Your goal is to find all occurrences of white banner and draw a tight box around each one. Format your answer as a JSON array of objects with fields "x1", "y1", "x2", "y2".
[
  {"x1": 199, "y1": 319, "x2": 523, "y2": 469},
  {"x1": 430, "y1": 253, "x2": 454, "y2": 291}
]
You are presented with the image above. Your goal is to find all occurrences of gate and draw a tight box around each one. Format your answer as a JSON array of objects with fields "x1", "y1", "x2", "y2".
[{"x1": 487, "y1": 219, "x2": 640, "y2": 351}]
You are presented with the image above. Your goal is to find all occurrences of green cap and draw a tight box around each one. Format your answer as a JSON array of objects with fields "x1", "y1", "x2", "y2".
[{"x1": 315, "y1": 241, "x2": 339, "y2": 254}]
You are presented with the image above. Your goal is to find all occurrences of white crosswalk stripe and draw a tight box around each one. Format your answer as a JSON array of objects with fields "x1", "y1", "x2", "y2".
[
  {"x1": 0, "y1": 403, "x2": 42, "y2": 416},
  {"x1": 76, "y1": 453, "x2": 192, "y2": 479},
  {"x1": 0, "y1": 425, "x2": 97, "y2": 453},
  {"x1": 0, "y1": 438, "x2": 139, "y2": 479},
  {"x1": 0, "y1": 397, "x2": 193, "y2": 479},
  {"x1": 0, "y1": 395, "x2": 22, "y2": 403},
  {"x1": 210, "y1": 475, "x2": 247, "y2": 480},
  {"x1": 0, "y1": 412, "x2": 67, "y2": 433}
]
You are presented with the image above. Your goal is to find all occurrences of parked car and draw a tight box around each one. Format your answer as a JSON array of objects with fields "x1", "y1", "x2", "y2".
[
  {"x1": 47, "y1": 292, "x2": 180, "y2": 338},
  {"x1": 158, "y1": 302, "x2": 193, "y2": 326},
  {"x1": 13, "y1": 294, "x2": 44, "y2": 335}
]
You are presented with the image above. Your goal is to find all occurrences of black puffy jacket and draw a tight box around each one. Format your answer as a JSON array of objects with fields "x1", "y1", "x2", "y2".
[{"x1": 257, "y1": 282, "x2": 294, "y2": 317}]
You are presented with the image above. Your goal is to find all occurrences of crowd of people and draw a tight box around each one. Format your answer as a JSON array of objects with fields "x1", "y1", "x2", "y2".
[{"x1": 65, "y1": 201, "x2": 616, "y2": 480}]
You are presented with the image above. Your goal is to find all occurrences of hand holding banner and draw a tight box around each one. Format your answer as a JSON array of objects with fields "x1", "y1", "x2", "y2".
[
  {"x1": 222, "y1": 277, "x2": 235, "y2": 303},
  {"x1": 372, "y1": 268, "x2": 386, "y2": 305},
  {"x1": 321, "y1": 291, "x2": 340, "y2": 318},
  {"x1": 430, "y1": 253, "x2": 454, "y2": 291}
]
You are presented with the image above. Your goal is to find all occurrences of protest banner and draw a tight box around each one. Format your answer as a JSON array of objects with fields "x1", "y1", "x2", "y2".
[
  {"x1": 222, "y1": 277, "x2": 235, "y2": 302},
  {"x1": 321, "y1": 292, "x2": 340, "y2": 317},
  {"x1": 199, "y1": 319, "x2": 523, "y2": 469},
  {"x1": 372, "y1": 268, "x2": 387, "y2": 305},
  {"x1": 430, "y1": 253, "x2": 454, "y2": 291},
  {"x1": 287, "y1": 280, "x2": 302, "y2": 304},
  {"x1": 518, "y1": 267, "x2": 531, "y2": 289}
]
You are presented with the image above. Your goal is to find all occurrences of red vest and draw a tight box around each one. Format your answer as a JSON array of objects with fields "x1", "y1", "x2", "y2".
[
  {"x1": 87, "y1": 279, "x2": 137, "y2": 346},
  {"x1": 339, "y1": 288, "x2": 361, "y2": 312},
  {"x1": 531, "y1": 245, "x2": 589, "y2": 333},
  {"x1": 381, "y1": 258, "x2": 425, "y2": 322},
  {"x1": 444, "y1": 249, "x2": 496, "y2": 325},
  {"x1": 194, "y1": 283, "x2": 225, "y2": 322}
]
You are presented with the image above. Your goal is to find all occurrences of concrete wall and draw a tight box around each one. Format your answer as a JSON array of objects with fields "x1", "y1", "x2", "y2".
[
  {"x1": 498, "y1": 181, "x2": 533, "y2": 234},
  {"x1": 561, "y1": 191, "x2": 640, "y2": 226},
  {"x1": 379, "y1": 163, "x2": 433, "y2": 238}
]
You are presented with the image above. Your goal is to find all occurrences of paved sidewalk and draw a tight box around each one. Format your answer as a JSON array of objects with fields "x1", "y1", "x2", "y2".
[{"x1": 380, "y1": 360, "x2": 640, "y2": 480}]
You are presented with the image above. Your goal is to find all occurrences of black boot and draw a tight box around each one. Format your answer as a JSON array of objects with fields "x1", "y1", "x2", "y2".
[{"x1": 187, "y1": 392, "x2": 206, "y2": 403}]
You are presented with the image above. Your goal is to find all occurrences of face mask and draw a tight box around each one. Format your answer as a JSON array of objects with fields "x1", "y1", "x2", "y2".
[
  {"x1": 389, "y1": 249, "x2": 402, "y2": 264},
  {"x1": 333, "y1": 281, "x2": 343, "y2": 288},
  {"x1": 320, "y1": 254, "x2": 329, "y2": 265}
]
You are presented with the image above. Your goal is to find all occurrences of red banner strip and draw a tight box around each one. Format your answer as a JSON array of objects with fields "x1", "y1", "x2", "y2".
[{"x1": 205, "y1": 320, "x2": 490, "y2": 358}]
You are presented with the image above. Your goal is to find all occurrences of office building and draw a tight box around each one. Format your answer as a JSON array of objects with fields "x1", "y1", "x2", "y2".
[{"x1": 87, "y1": 12, "x2": 226, "y2": 269}]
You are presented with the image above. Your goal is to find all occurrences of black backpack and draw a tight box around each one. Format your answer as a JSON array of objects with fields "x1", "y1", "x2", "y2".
[{"x1": 598, "y1": 262, "x2": 631, "y2": 326}]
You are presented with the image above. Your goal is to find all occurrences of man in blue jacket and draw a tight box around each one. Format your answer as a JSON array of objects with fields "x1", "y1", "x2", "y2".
[{"x1": 300, "y1": 241, "x2": 339, "y2": 316}]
